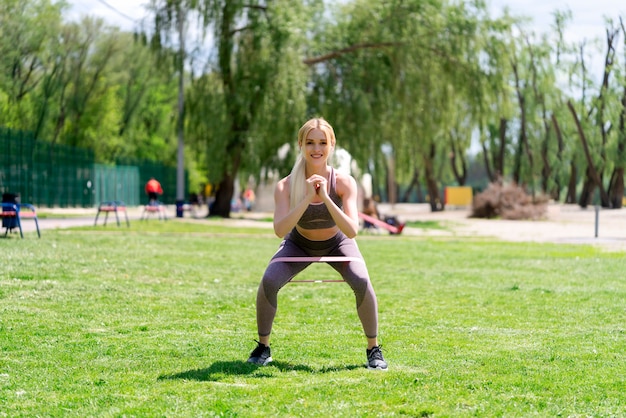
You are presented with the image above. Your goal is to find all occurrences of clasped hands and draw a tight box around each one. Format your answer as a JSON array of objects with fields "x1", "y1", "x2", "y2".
[{"x1": 306, "y1": 174, "x2": 328, "y2": 199}]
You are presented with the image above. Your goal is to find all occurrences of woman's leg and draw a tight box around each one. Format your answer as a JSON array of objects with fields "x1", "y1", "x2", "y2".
[
  {"x1": 328, "y1": 237, "x2": 387, "y2": 369},
  {"x1": 256, "y1": 239, "x2": 310, "y2": 344},
  {"x1": 329, "y1": 237, "x2": 379, "y2": 347}
]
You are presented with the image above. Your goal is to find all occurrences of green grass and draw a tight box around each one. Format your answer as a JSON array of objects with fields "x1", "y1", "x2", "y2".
[
  {"x1": 405, "y1": 219, "x2": 449, "y2": 230},
  {"x1": 1, "y1": 220, "x2": 625, "y2": 416},
  {"x1": 30, "y1": 211, "x2": 94, "y2": 220}
]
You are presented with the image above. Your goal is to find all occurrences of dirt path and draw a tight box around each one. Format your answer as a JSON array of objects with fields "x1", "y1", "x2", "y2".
[
  {"x1": 378, "y1": 203, "x2": 626, "y2": 251},
  {"x1": 12, "y1": 203, "x2": 626, "y2": 251}
]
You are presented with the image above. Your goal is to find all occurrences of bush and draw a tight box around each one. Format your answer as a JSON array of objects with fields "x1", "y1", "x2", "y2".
[{"x1": 471, "y1": 181, "x2": 549, "y2": 220}]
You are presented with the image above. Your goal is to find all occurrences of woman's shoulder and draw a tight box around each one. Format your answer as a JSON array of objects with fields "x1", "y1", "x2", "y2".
[
  {"x1": 275, "y1": 175, "x2": 291, "y2": 192},
  {"x1": 334, "y1": 169, "x2": 356, "y2": 182},
  {"x1": 334, "y1": 170, "x2": 357, "y2": 191}
]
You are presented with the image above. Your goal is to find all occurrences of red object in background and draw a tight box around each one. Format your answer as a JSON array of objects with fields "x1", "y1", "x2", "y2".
[
  {"x1": 358, "y1": 212, "x2": 405, "y2": 235},
  {"x1": 145, "y1": 179, "x2": 163, "y2": 195}
]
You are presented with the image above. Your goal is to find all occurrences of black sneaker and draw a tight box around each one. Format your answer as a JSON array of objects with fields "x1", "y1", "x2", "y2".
[
  {"x1": 247, "y1": 341, "x2": 272, "y2": 365},
  {"x1": 366, "y1": 345, "x2": 388, "y2": 370}
]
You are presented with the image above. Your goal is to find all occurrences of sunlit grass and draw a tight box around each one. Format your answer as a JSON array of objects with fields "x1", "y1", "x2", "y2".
[{"x1": 1, "y1": 220, "x2": 625, "y2": 416}]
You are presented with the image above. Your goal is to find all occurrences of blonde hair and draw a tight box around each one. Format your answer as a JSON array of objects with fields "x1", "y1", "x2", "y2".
[{"x1": 289, "y1": 118, "x2": 336, "y2": 209}]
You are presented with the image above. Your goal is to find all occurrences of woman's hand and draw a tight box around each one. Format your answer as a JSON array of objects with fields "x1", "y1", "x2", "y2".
[{"x1": 306, "y1": 174, "x2": 328, "y2": 199}]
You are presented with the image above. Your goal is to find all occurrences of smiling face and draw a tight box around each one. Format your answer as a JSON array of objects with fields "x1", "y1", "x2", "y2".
[
  {"x1": 302, "y1": 128, "x2": 333, "y2": 164},
  {"x1": 297, "y1": 119, "x2": 336, "y2": 168}
]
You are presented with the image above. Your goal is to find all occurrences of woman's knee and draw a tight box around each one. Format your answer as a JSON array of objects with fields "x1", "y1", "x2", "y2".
[{"x1": 340, "y1": 268, "x2": 370, "y2": 303}]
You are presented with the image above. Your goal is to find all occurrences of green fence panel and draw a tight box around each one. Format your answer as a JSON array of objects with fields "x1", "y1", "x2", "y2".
[
  {"x1": 118, "y1": 157, "x2": 185, "y2": 205},
  {"x1": 0, "y1": 128, "x2": 95, "y2": 207},
  {"x1": 94, "y1": 164, "x2": 140, "y2": 206},
  {"x1": 1, "y1": 126, "x2": 187, "y2": 207}
]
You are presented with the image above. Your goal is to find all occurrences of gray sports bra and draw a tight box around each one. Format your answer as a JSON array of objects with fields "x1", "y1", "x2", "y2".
[{"x1": 297, "y1": 168, "x2": 343, "y2": 229}]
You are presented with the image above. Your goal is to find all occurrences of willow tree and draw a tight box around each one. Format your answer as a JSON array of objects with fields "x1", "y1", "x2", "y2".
[
  {"x1": 151, "y1": 0, "x2": 311, "y2": 216},
  {"x1": 308, "y1": 0, "x2": 504, "y2": 210},
  {"x1": 566, "y1": 20, "x2": 624, "y2": 208}
]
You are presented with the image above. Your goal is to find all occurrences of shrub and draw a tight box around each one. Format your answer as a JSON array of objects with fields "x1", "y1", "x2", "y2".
[{"x1": 471, "y1": 181, "x2": 549, "y2": 220}]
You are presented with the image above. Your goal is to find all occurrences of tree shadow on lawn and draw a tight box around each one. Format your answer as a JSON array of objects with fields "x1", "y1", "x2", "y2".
[{"x1": 159, "y1": 360, "x2": 363, "y2": 382}]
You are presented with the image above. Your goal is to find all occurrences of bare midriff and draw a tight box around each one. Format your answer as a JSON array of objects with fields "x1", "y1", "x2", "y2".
[{"x1": 295, "y1": 225, "x2": 340, "y2": 241}]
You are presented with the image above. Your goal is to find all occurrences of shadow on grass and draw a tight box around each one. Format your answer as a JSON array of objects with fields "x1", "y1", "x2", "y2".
[{"x1": 159, "y1": 360, "x2": 363, "y2": 382}]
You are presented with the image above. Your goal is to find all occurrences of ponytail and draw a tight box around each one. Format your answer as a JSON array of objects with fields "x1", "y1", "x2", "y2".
[{"x1": 289, "y1": 154, "x2": 306, "y2": 210}]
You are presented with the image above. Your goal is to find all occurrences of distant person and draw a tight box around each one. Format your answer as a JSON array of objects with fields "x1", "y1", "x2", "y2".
[
  {"x1": 145, "y1": 178, "x2": 163, "y2": 204},
  {"x1": 243, "y1": 187, "x2": 255, "y2": 212},
  {"x1": 362, "y1": 197, "x2": 380, "y2": 229},
  {"x1": 189, "y1": 192, "x2": 201, "y2": 217},
  {"x1": 246, "y1": 117, "x2": 387, "y2": 370}
]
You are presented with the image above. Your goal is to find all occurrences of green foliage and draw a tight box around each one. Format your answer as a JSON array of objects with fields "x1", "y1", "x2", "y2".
[
  {"x1": 1, "y1": 221, "x2": 626, "y2": 415},
  {"x1": 1, "y1": 0, "x2": 624, "y2": 211},
  {"x1": 0, "y1": 0, "x2": 180, "y2": 166}
]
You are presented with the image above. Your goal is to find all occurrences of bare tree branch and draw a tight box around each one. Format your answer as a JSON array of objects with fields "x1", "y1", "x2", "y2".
[{"x1": 303, "y1": 42, "x2": 401, "y2": 65}]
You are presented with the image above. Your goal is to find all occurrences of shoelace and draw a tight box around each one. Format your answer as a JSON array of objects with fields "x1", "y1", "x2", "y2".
[
  {"x1": 368, "y1": 346, "x2": 384, "y2": 360},
  {"x1": 251, "y1": 340, "x2": 268, "y2": 357}
]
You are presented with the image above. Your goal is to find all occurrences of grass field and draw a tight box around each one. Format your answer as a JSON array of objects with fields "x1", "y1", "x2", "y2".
[{"x1": 1, "y1": 220, "x2": 625, "y2": 417}]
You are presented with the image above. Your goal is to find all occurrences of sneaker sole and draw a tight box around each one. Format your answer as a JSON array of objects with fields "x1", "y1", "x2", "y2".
[
  {"x1": 247, "y1": 356, "x2": 273, "y2": 366},
  {"x1": 367, "y1": 365, "x2": 388, "y2": 371}
]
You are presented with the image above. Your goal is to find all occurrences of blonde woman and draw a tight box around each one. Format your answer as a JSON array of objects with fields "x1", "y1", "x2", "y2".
[{"x1": 247, "y1": 118, "x2": 387, "y2": 370}]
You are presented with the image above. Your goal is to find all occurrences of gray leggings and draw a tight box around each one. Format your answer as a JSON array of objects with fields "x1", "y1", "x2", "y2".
[{"x1": 256, "y1": 228, "x2": 379, "y2": 338}]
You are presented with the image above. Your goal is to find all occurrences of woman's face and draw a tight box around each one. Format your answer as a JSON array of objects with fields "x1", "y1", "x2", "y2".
[{"x1": 302, "y1": 128, "x2": 333, "y2": 164}]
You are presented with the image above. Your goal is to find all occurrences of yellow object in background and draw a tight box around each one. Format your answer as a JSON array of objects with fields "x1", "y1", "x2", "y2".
[{"x1": 445, "y1": 186, "x2": 473, "y2": 206}]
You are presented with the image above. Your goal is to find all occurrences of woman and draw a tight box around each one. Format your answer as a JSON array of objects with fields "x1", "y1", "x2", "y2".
[{"x1": 247, "y1": 118, "x2": 387, "y2": 370}]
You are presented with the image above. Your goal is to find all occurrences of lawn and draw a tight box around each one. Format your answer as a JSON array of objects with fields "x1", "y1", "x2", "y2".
[{"x1": 1, "y1": 220, "x2": 625, "y2": 417}]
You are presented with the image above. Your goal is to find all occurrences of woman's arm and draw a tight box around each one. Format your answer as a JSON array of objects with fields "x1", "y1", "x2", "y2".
[
  {"x1": 319, "y1": 173, "x2": 360, "y2": 238},
  {"x1": 273, "y1": 177, "x2": 316, "y2": 238}
]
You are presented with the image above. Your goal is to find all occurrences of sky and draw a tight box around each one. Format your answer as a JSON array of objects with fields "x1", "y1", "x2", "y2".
[
  {"x1": 63, "y1": 0, "x2": 623, "y2": 36},
  {"x1": 63, "y1": 0, "x2": 623, "y2": 79}
]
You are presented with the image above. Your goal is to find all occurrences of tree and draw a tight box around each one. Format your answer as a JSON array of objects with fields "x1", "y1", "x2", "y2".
[
  {"x1": 307, "y1": 0, "x2": 511, "y2": 210},
  {"x1": 0, "y1": 0, "x2": 65, "y2": 128},
  {"x1": 567, "y1": 21, "x2": 623, "y2": 208},
  {"x1": 150, "y1": 0, "x2": 311, "y2": 217}
]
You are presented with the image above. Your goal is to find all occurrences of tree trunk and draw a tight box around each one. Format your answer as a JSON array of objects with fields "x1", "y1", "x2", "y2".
[
  {"x1": 550, "y1": 113, "x2": 566, "y2": 201},
  {"x1": 386, "y1": 155, "x2": 397, "y2": 205},
  {"x1": 512, "y1": 58, "x2": 533, "y2": 187},
  {"x1": 608, "y1": 168, "x2": 624, "y2": 209},
  {"x1": 567, "y1": 100, "x2": 610, "y2": 207},
  {"x1": 496, "y1": 118, "x2": 507, "y2": 179},
  {"x1": 578, "y1": 169, "x2": 595, "y2": 208},
  {"x1": 210, "y1": 174, "x2": 235, "y2": 218},
  {"x1": 481, "y1": 139, "x2": 494, "y2": 182},
  {"x1": 424, "y1": 170, "x2": 443, "y2": 211},
  {"x1": 610, "y1": 42, "x2": 626, "y2": 209},
  {"x1": 565, "y1": 161, "x2": 577, "y2": 204},
  {"x1": 424, "y1": 144, "x2": 443, "y2": 211},
  {"x1": 401, "y1": 168, "x2": 420, "y2": 202},
  {"x1": 208, "y1": 131, "x2": 245, "y2": 217},
  {"x1": 449, "y1": 135, "x2": 467, "y2": 185},
  {"x1": 512, "y1": 137, "x2": 523, "y2": 185}
]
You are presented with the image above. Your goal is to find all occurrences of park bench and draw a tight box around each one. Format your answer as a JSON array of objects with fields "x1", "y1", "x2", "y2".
[
  {"x1": 94, "y1": 201, "x2": 130, "y2": 227},
  {"x1": 1, "y1": 203, "x2": 41, "y2": 238},
  {"x1": 141, "y1": 201, "x2": 168, "y2": 221}
]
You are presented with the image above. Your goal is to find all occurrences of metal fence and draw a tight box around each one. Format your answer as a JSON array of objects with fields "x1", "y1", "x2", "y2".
[{"x1": 0, "y1": 127, "x2": 184, "y2": 207}]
